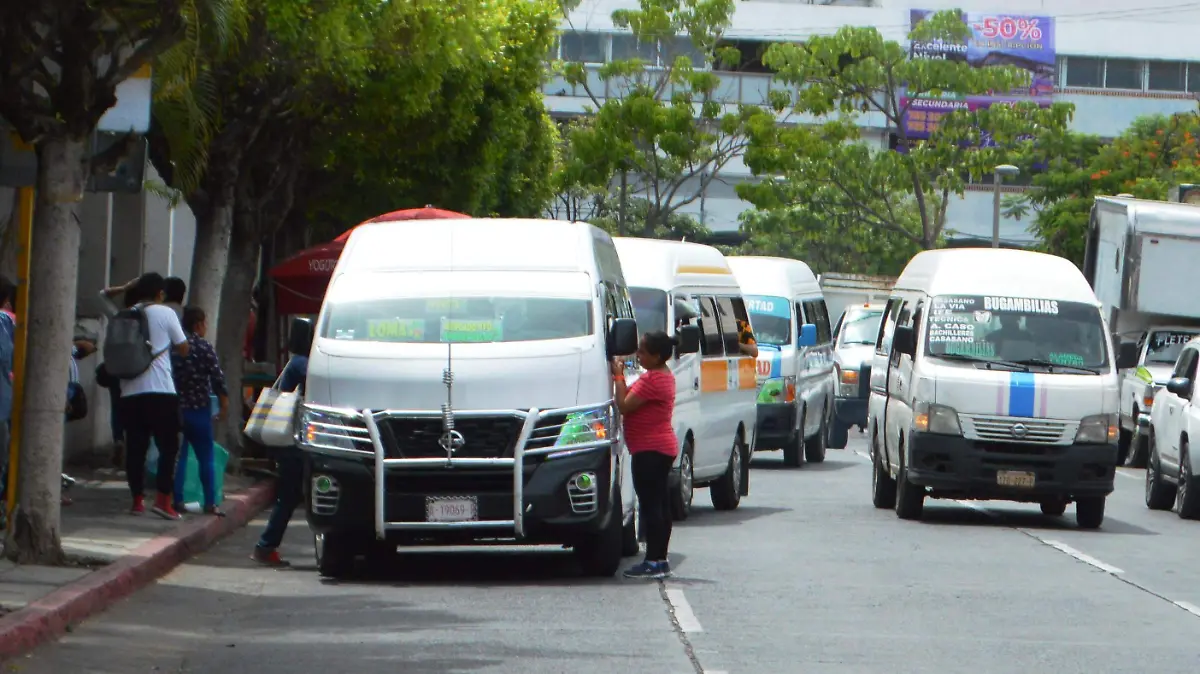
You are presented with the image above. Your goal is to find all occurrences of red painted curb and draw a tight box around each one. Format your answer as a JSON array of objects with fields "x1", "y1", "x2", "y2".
[{"x1": 0, "y1": 479, "x2": 276, "y2": 662}]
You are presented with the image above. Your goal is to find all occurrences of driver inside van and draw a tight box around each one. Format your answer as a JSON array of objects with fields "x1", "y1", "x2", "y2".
[{"x1": 736, "y1": 318, "x2": 759, "y2": 358}]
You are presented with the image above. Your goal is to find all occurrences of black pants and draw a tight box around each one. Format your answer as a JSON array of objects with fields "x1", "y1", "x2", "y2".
[
  {"x1": 120, "y1": 393, "x2": 182, "y2": 497},
  {"x1": 632, "y1": 451, "x2": 674, "y2": 562}
]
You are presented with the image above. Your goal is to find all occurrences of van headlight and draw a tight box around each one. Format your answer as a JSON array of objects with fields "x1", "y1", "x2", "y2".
[
  {"x1": 299, "y1": 404, "x2": 372, "y2": 453},
  {"x1": 552, "y1": 405, "x2": 613, "y2": 448},
  {"x1": 837, "y1": 367, "x2": 860, "y2": 396},
  {"x1": 1076, "y1": 413, "x2": 1118, "y2": 445},
  {"x1": 913, "y1": 401, "x2": 961, "y2": 435}
]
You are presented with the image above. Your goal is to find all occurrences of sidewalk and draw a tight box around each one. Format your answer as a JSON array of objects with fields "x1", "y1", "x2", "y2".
[{"x1": 0, "y1": 458, "x2": 275, "y2": 660}]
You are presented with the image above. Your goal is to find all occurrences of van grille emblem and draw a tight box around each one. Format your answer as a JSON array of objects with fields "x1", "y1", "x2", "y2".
[{"x1": 1010, "y1": 423, "x2": 1028, "y2": 439}]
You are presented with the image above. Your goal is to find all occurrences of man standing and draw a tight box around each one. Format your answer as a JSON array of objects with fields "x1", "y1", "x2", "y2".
[
  {"x1": 164, "y1": 277, "x2": 187, "y2": 321},
  {"x1": 113, "y1": 273, "x2": 190, "y2": 519}
]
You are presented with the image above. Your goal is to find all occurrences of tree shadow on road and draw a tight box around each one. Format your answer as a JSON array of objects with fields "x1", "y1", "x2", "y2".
[
  {"x1": 917, "y1": 501, "x2": 1158, "y2": 535},
  {"x1": 678, "y1": 504, "x2": 791, "y2": 528}
]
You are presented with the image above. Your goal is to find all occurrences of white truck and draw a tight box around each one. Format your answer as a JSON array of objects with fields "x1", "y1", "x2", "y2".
[
  {"x1": 818, "y1": 273, "x2": 897, "y2": 328},
  {"x1": 1083, "y1": 196, "x2": 1200, "y2": 467}
]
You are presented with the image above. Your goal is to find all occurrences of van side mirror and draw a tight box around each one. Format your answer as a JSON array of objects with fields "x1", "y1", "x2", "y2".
[
  {"x1": 676, "y1": 324, "x2": 701, "y2": 355},
  {"x1": 288, "y1": 317, "x2": 314, "y2": 356},
  {"x1": 798, "y1": 323, "x2": 817, "y2": 347},
  {"x1": 1116, "y1": 341, "x2": 1140, "y2": 370},
  {"x1": 892, "y1": 325, "x2": 915, "y2": 357},
  {"x1": 1167, "y1": 376, "x2": 1192, "y2": 398},
  {"x1": 608, "y1": 318, "x2": 638, "y2": 357}
]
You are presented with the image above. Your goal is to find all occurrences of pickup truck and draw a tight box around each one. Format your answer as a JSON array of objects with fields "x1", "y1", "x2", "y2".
[{"x1": 1119, "y1": 327, "x2": 1200, "y2": 466}]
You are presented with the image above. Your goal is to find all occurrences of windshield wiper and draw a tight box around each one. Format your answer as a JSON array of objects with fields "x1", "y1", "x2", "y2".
[
  {"x1": 931, "y1": 353, "x2": 1026, "y2": 371},
  {"x1": 1007, "y1": 358, "x2": 1100, "y2": 374}
]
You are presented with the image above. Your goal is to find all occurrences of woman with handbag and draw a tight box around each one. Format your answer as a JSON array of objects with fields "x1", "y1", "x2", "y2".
[{"x1": 250, "y1": 345, "x2": 308, "y2": 567}]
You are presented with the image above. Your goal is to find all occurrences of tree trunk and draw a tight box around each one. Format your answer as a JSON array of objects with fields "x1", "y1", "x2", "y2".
[
  {"x1": 6, "y1": 137, "x2": 87, "y2": 565},
  {"x1": 214, "y1": 224, "x2": 258, "y2": 466},
  {"x1": 188, "y1": 184, "x2": 235, "y2": 343}
]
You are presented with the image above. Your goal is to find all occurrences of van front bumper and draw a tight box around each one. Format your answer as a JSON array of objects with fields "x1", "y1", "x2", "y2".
[
  {"x1": 304, "y1": 445, "x2": 617, "y2": 546},
  {"x1": 754, "y1": 402, "x2": 797, "y2": 450},
  {"x1": 905, "y1": 431, "x2": 1116, "y2": 500}
]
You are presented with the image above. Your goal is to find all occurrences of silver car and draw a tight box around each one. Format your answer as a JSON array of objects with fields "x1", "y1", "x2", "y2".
[{"x1": 827, "y1": 304, "x2": 886, "y2": 448}]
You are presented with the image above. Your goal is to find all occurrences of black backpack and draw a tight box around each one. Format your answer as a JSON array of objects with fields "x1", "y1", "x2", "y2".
[{"x1": 102, "y1": 304, "x2": 166, "y2": 379}]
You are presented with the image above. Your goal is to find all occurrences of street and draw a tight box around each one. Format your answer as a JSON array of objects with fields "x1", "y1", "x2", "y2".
[{"x1": 18, "y1": 433, "x2": 1200, "y2": 674}]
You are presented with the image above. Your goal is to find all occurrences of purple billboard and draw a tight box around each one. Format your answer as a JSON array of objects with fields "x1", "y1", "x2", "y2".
[{"x1": 902, "y1": 10, "x2": 1056, "y2": 140}]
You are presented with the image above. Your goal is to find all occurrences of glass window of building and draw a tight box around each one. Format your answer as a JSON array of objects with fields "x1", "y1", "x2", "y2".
[
  {"x1": 1065, "y1": 57, "x2": 1103, "y2": 87},
  {"x1": 1104, "y1": 58, "x2": 1143, "y2": 90}
]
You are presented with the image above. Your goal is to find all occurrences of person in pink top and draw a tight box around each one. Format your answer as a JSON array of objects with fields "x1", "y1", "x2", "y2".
[{"x1": 611, "y1": 330, "x2": 679, "y2": 579}]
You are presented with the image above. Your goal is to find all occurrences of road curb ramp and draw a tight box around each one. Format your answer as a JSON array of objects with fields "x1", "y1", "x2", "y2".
[{"x1": 0, "y1": 479, "x2": 276, "y2": 661}]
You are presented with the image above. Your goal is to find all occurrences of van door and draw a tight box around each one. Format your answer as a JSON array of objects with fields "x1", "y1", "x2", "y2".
[
  {"x1": 716, "y1": 295, "x2": 759, "y2": 450},
  {"x1": 885, "y1": 299, "x2": 918, "y2": 465},
  {"x1": 670, "y1": 291, "x2": 702, "y2": 462},
  {"x1": 695, "y1": 295, "x2": 732, "y2": 476},
  {"x1": 869, "y1": 299, "x2": 902, "y2": 467},
  {"x1": 798, "y1": 297, "x2": 835, "y2": 439}
]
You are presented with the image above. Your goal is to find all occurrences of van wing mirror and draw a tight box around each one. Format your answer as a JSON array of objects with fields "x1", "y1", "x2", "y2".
[
  {"x1": 1116, "y1": 340, "x2": 1140, "y2": 370},
  {"x1": 676, "y1": 324, "x2": 701, "y2": 355},
  {"x1": 1167, "y1": 376, "x2": 1192, "y2": 398},
  {"x1": 892, "y1": 325, "x2": 916, "y2": 357},
  {"x1": 288, "y1": 317, "x2": 314, "y2": 356},
  {"x1": 797, "y1": 323, "x2": 817, "y2": 347},
  {"x1": 608, "y1": 318, "x2": 638, "y2": 357}
]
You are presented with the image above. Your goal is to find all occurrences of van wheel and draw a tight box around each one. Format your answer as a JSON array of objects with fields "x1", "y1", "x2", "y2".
[
  {"x1": 782, "y1": 407, "x2": 804, "y2": 467},
  {"x1": 1127, "y1": 431, "x2": 1149, "y2": 468},
  {"x1": 894, "y1": 447, "x2": 924, "y2": 521},
  {"x1": 871, "y1": 440, "x2": 896, "y2": 509},
  {"x1": 670, "y1": 441, "x2": 694, "y2": 521},
  {"x1": 1075, "y1": 496, "x2": 1105, "y2": 530},
  {"x1": 575, "y1": 506, "x2": 624, "y2": 577},
  {"x1": 315, "y1": 531, "x2": 359, "y2": 579},
  {"x1": 1176, "y1": 444, "x2": 1200, "y2": 520},
  {"x1": 1146, "y1": 436, "x2": 1177, "y2": 511},
  {"x1": 827, "y1": 419, "x2": 849, "y2": 450},
  {"x1": 710, "y1": 436, "x2": 743, "y2": 511},
  {"x1": 1117, "y1": 427, "x2": 1133, "y2": 466},
  {"x1": 805, "y1": 410, "x2": 828, "y2": 463}
]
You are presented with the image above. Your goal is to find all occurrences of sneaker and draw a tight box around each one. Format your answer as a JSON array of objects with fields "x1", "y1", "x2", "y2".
[
  {"x1": 652, "y1": 560, "x2": 672, "y2": 579},
  {"x1": 622, "y1": 561, "x2": 659, "y2": 579},
  {"x1": 151, "y1": 500, "x2": 182, "y2": 521},
  {"x1": 130, "y1": 495, "x2": 145, "y2": 515},
  {"x1": 251, "y1": 547, "x2": 290, "y2": 567}
]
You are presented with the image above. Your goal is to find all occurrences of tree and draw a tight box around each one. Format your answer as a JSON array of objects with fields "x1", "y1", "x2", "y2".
[
  {"x1": 1003, "y1": 112, "x2": 1200, "y2": 264},
  {"x1": 556, "y1": 0, "x2": 781, "y2": 236},
  {"x1": 738, "y1": 10, "x2": 1073, "y2": 259}
]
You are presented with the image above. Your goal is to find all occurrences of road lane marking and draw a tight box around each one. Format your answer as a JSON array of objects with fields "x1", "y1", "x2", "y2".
[
  {"x1": 1038, "y1": 539, "x2": 1125, "y2": 575},
  {"x1": 1173, "y1": 600, "x2": 1200, "y2": 618},
  {"x1": 666, "y1": 588, "x2": 703, "y2": 633},
  {"x1": 1116, "y1": 468, "x2": 1141, "y2": 480}
]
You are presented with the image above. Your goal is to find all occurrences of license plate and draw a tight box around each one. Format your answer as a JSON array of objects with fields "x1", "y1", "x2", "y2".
[
  {"x1": 996, "y1": 470, "x2": 1036, "y2": 488},
  {"x1": 425, "y1": 496, "x2": 478, "y2": 522}
]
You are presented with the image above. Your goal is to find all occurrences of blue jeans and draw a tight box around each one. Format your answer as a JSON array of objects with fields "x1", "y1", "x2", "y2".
[
  {"x1": 257, "y1": 446, "x2": 304, "y2": 551},
  {"x1": 174, "y1": 407, "x2": 218, "y2": 508}
]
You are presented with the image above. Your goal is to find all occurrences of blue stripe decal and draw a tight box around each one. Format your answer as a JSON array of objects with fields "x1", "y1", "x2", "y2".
[
  {"x1": 1008, "y1": 372, "x2": 1036, "y2": 418},
  {"x1": 770, "y1": 350, "x2": 782, "y2": 378}
]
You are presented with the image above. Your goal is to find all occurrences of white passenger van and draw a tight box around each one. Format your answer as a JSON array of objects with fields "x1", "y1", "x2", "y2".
[
  {"x1": 867, "y1": 248, "x2": 1139, "y2": 529},
  {"x1": 614, "y1": 237, "x2": 757, "y2": 520},
  {"x1": 726, "y1": 256, "x2": 836, "y2": 467},
  {"x1": 297, "y1": 219, "x2": 692, "y2": 578}
]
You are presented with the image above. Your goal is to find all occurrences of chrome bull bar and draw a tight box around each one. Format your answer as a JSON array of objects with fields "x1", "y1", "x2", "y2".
[{"x1": 354, "y1": 404, "x2": 613, "y2": 541}]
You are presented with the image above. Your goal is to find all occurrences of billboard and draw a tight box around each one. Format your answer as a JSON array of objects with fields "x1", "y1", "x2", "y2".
[{"x1": 901, "y1": 10, "x2": 1056, "y2": 141}]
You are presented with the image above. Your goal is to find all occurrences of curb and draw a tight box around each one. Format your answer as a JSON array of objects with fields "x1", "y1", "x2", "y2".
[{"x1": 0, "y1": 479, "x2": 276, "y2": 661}]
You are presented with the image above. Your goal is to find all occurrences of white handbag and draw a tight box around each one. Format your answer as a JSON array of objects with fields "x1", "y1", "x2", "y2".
[{"x1": 242, "y1": 376, "x2": 299, "y2": 447}]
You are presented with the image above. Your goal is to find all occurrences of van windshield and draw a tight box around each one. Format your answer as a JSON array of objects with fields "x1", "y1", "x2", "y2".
[
  {"x1": 925, "y1": 295, "x2": 1110, "y2": 371},
  {"x1": 321, "y1": 296, "x2": 594, "y2": 344},
  {"x1": 745, "y1": 295, "x2": 791, "y2": 346},
  {"x1": 1145, "y1": 330, "x2": 1200, "y2": 365},
  {"x1": 629, "y1": 287, "x2": 667, "y2": 337},
  {"x1": 839, "y1": 309, "x2": 884, "y2": 346}
]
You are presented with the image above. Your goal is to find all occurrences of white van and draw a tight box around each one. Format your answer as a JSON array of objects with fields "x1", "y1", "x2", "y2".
[
  {"x1": 614, "y1": 237, "x2": 757, "y2": 520},
  {"x1": 296, "y1": 219, "x2": 694, "y2": 578},
  {"x1": 726, "y1": 256, "x2": 836, "y2": 467},
  {"x1": 867, "y1": 248, "x2": 1138, "y2": 529}
]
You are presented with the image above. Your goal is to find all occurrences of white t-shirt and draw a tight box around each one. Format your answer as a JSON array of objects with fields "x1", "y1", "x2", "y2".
[{"x1": 120, "y1": 304, "x2": 188, "y2": 398}]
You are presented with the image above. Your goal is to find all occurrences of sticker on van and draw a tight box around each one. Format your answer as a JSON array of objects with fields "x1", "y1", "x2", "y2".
[
  {"x1": 367, "y1": 318, "x2": 426, "y2": 341},
  {"x1": 441, "y1": 318, "x2": 503, "y2": 343}
]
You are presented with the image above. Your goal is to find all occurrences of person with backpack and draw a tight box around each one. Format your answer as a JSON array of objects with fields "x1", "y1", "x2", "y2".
[
  {"x1": 102, "y1": 273, "x2": 190, "y2": 519},
  {"x1": 99, "y1": 280, "x2": 142, "y2": 469}
]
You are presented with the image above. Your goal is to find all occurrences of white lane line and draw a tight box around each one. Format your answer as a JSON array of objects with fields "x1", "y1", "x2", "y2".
[
  {"x1": 1116, "y1": 469, "x2": 1141, "y2": 480},
  {"x1": 1039, "y1": 539, "x2": 1125, "y2": 575},
  {"x1": 854, "y1": 450, "x2": 870, "y2": 460},
  {"x1": 665, "y1": 588, "x2": 704, "y2": 633},
  {"x1": 1173, "y1": 600, "x2": 1200, "y2": 618}
]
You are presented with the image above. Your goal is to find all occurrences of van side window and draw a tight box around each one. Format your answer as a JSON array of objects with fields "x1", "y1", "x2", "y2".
[
  {"x1": 832, "y1": 309, "x2": 846, "y2": 342},
  {"x1": 911, "y1": 302, "x2": 924, "y2": 351},
  {"x1": 813, "y1": 299, "x2": 832, "y2": 344},
  {"x1": 715, "y1": 296, "x2": 742, "y2": 355},
  {"x1": 1172, "y1": 347, "x2": 1197, "y2": 381},
  {"x1": 698, "y1": 296, "x2": 725, "y2": 357},
  {"x1": 875, "y1": 299, "x2": 902, "y2": 355},
  {"x1": 795, "y1": 302, "x2": 806, "y2": 332}
]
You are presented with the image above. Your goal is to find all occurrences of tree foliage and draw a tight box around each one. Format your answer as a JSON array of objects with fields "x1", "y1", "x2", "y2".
[
  {"x1": 1003, "y1": 112, "x2": 1200, "y2": 264},
  {"x1": 738, "y1": 10, "x2": 1073, "y2": 260},
  {"x1": 555, "y1": 0, "x2": 780, "y2": 235}
]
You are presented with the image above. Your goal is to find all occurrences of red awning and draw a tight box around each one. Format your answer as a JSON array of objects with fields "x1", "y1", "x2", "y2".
[{"x1": 268, "y1": 206, "x2": 470, "y2": 315}]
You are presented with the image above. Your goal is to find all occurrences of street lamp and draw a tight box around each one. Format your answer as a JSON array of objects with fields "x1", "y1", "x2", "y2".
[{"x1": 992, "y1": 164, "x2": 1020, "y2": 248}]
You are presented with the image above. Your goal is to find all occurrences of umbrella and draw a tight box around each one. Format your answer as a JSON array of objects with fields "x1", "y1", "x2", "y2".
[{"x1": 269, "y1": 206, "x2": 470, "y2": 315}]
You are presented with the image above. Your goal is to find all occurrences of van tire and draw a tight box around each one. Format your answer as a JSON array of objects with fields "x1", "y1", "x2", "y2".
[
  {"x1": 315, "y1": 531, "x2": 359, "y2": 579},
  {"x1": 710, "y1": 436, "x2": 743, "y2": 511},
  {"x1": 782, "y1": 407, "x2": 804, "y2": 467},
  {"x1": 827, "y1": 420, "x2": 849, "y2": 450},
  {"x1": 1176, "y1": 444, "x2": 1200, "y2": 520},
  {"x1": 575, "y1": 506, "x2": 624, "y2": 577},
  {"x1": 1145, "y1": 436, "x2": 1177, "y2": 511},
  {"x1": 871, "y1": 440, "x2": 896, "y2": 509},
  {"x1": 670, "y1": 442, "x2": 694, "y2": 521},
  {"x1": 894, "y1": 447, "x2": 924, "y2": 521},
  {"x1": 805, "y1": 411, "x2": 828, "y2": 463},
  {"x1": 1075, "y1": 496, "x2": 1105, "y2": 530}
]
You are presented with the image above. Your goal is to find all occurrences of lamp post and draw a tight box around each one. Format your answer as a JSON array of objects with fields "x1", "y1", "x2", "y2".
[{"x1": 992, "y1": 164, "x2": 1020, "y2": 248}]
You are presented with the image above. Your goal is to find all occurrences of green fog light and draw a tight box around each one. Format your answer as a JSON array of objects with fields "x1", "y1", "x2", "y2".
[
  {"x1": 314, "y1": 475, "x2": 334, "y2": 493},
  {"x1": 575, "y1": 473, "x2": 594, "y2": 490}
]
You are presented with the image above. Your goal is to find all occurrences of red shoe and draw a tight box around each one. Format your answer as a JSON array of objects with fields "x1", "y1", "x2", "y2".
[
  {"x1": 250, "y1": 547, "x2": 290, "y2": 567},
  {"x1": 130, "y1": 495, "x2": 145, "y2": 515},
  {"x1": 151, "y1": 494, "x2": 181, "y2": 521}
]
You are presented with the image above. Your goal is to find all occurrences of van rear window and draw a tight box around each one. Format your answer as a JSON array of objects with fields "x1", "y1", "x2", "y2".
[{"x1": 321, "y1": 297, "x2": 593, "y2": 344}]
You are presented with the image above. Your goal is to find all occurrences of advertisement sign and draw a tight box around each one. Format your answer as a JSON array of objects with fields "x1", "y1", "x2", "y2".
[{"x1": 902, "y1": 10, "x2": 1056, "y2": 140}]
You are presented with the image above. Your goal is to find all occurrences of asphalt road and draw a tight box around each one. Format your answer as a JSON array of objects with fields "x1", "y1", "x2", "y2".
[{"x1": 18, "y1": 432, "x2": 1200, "y2": 673}]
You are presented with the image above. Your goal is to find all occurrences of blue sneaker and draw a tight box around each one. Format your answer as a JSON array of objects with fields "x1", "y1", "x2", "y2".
[
  {"x1": 652, "y1": 560, "x2": 672, "y2": 579},
  {"x1": 623, "y1": 561, "x2": 659, "y2": 579}
]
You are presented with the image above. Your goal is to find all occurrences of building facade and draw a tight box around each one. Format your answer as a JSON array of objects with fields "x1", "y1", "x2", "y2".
[{"x1": 546, "y1": 0, "x2": 1200, "y2": 245}]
